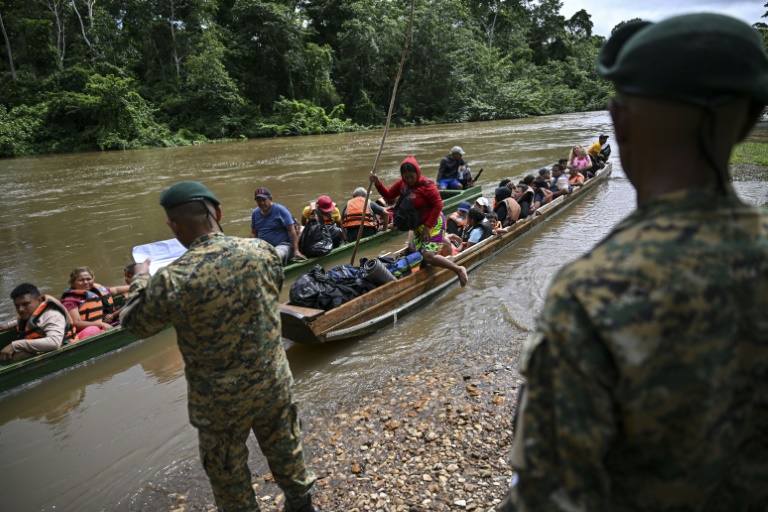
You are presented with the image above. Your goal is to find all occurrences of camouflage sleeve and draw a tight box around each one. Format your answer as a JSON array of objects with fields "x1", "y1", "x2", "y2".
[
  {"x1": 510, "y1": 285, "x2": 619, "y2": 511},
  {"x1": 119, "y1": 271, "x2": 174, "y2": 339}
]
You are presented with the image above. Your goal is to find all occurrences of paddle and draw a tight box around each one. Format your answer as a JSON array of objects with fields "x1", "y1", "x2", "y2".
[{"x1": 350, "y1": 0, "x2": 415, "y2": 266}]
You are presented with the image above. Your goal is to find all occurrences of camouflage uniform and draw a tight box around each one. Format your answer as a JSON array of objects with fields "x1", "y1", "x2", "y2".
[
  {"x1": 503, "y1": 185, "x2": 768, "y2": 511},
  {"x1": 121, "y1": 232, "x2": 315, "y2": 512}
]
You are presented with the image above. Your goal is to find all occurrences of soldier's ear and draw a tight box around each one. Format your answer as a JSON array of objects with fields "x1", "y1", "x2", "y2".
[
  {"x1": 214, "y1": 205, "x2": 222, "y2": 222},
  {"x1": 608, "y1": 97, "x2": 629, "y2": 145}
]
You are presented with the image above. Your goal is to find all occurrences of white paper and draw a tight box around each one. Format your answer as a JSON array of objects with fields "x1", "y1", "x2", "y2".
[{"x1": 132, "y1": 238, "x2": 187, "y2": 275}]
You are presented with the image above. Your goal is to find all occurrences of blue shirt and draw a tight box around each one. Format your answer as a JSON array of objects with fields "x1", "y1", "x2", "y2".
[
  {"x1": 468, "y1": 225, "x2": 483, "y2": 244},
  {"x1": 251, "y1": 203, "x2": 294, "y2": 247}
]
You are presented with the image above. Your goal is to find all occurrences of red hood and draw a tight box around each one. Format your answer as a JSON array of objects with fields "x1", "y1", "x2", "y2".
[{"x1": 400, "y1": 155, "x2": 426, "y2": 184}]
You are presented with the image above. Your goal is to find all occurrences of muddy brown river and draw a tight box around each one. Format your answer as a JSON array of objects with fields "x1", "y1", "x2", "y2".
[{"x1": 1, "y1": 112, "x2": 766, "y2": 511}]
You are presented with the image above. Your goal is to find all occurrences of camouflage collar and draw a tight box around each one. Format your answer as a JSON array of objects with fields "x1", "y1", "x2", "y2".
[
  {"x1": 613, "y1": 183, "x2": 743, "y2": 234},
  {"x1": 189, "y1": 231, "x2": 224, "y2": 249}
]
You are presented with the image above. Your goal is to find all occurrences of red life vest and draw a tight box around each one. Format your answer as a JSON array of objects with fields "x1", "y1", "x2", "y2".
[
  {"x1": 309, "y1": 202, "x2": 336, "y2": 226},
  {"x1": 17, "y1": 294, "x2": 76, "y2": 345},
  {"x1": 342, "y1": 196, "x2": 377, "y2": 228},
  {"x1": 61, "y1": 283, "x2": 114, "y2": 322}
]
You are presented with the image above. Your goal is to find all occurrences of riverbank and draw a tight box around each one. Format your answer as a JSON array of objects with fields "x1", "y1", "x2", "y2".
[
  {"x1": 165, "y1": 333, "x2": 525, "y2": 512},
  {"x1": 731, "y1": 141, "x2": 768, "y2": 182}
]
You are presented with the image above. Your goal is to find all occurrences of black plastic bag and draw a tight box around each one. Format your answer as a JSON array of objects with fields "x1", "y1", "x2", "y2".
[
  {"x1": 299, "y1": 210, "x2": 333, "y2": 257},
  {"x1": 289, "y1": 265, "x2": 377, "y2": 311}
]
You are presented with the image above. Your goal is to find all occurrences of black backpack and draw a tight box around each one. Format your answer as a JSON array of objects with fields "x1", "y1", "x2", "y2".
[
  {"x1": 393, "y1": 184, "x2": 423, "y2": 231},
  {"x1": 299, "y1": 209, "x2": 333, "y2": 257}
]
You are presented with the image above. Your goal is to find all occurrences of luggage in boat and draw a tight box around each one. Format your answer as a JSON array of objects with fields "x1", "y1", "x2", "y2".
[{"x1": 289, "y1": 265, "x2": 377, "y2": 311}]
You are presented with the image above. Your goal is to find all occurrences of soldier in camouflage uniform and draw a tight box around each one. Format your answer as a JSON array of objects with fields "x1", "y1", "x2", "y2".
[
  {"x1": 121, "y1": 181, "x2": 316, "y2": 512},
  {"x1": 499, "y1": 14, "x2": 768, "y2": 511}
]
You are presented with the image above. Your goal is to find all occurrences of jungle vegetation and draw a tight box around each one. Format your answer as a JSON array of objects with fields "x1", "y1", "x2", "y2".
[{"x1": 0, "y1": 0, "x2": 637, "y2": 156}]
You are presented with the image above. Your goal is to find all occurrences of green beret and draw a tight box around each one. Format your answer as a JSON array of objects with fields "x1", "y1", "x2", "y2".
[
  {"x1": 160, "y1": 181, "x2": 220, "y2": 209},
  {"x1": 598, "y1": 13, "x2": 768, "y2": 105}
]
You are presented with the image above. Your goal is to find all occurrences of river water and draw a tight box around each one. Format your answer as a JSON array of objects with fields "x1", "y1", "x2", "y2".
[{"x1": 1, "y1": 112, "x2": 766, "y2": 511}]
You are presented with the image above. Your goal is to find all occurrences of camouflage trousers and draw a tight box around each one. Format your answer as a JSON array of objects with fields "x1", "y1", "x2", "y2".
[{"x1": 197, "y1": 392, "x2": 316, "y2": 512}]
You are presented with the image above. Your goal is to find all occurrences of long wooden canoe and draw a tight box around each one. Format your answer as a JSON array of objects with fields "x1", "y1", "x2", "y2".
[
  {"x1": 283, "y1": 186, "x2": 483, "y2": 280},
  {"x1": 0, "y1": 296, "x2": 156, "y2": 394},
  {"x1": 280, "y1": 163, "x2": 613, "y2": 344}
]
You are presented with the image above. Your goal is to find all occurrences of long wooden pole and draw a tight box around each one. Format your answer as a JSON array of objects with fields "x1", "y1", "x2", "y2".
[{"x1": 350, "y1": 0, "x2": 415, "y2": 266}]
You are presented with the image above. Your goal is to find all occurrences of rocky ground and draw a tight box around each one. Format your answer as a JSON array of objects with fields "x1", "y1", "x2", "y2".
[{"x1": 166, "y1": 340, "x2": 523, "y2": 512}]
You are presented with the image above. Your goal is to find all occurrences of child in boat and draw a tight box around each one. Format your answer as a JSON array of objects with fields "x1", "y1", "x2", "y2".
[{"x1": 103, "y1": 263, "x2": 137, "y2": 325}]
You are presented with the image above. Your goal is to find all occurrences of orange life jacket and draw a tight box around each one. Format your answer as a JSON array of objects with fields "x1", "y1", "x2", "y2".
[
  {"x1": 61, "y1": 283, "x2": 114, "y2": 322},
  {"x1": 309, "y1": 202, "x2": 336, "y2": 226},
  {"x1": 342, "y1": 196, "x2": 377, "y2": 228},
  {"x1": 16, "y1": 295, "x2": 76, "y2": 345},
  {"x1": 447, "y1": 211, "x2": 468, "y2": 228}
]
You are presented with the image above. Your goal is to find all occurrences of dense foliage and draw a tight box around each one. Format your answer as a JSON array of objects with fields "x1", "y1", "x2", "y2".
[{"x1": 0, "y1": 0, "x2": 616, "y2": 156}]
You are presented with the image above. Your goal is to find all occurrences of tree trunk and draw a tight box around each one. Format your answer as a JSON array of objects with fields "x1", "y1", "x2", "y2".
[
  {"x1": 0, "y1": 10, "x2": 16, "y2": 80},
  {"x1": 169, "y1": 0, "x2": 180, "y2": 77},
  {"x1": 40, "y1": 0, "x2": 66, "y2": 70},
  {"x1": 71, "y1": 0, "x2": 94, "y2": 61}
]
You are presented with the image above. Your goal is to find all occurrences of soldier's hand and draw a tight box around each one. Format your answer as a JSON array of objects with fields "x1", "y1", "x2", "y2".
[{"x1": 294, "y1": 251, "x2": 308, "y2": 260}]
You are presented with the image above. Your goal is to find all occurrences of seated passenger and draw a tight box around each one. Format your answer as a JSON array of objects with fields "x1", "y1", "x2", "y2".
[
  {"x1": 515, "y1": 184, "x2": 534, "y2": 219},
  {"x1": 569, "y1": 145, "x2": 593, "y2": 173},
  {"x1": 569, "y1": 167, "x2": 586, "y2": 187},
  {"x1": 342, "y1": 188, "x2": 387, "y2": 242},
  {"x1": 61, "y1": 266, "x2": 122, "y2": 339},
  {"x1": 0, "y1": 283, "x2": 77, "y2": 364},
  {"x1": 493, "y1": 186, "x2": 521, "y2": 227},
  {"x1": 474, "y1": 197, "x2": 492, "y2": 216},
  {"x1": 587, "y1": 134, "x2": 610, "y2": 164},
  {"x1": 103, "y1": 263, "x2": 136, "y2": 325},
  {"x1": 436, "y1": 146, "x2": 468, "y2": 190},
  {"x1": 445, "y1": 209, "x2": 493, "y2": 253},
  {"x1": 447, "y1": 201, "x2": 471, "y2": 238},
  {"x1": 530, "y1": 178, "x2": 553, "y2": 213},
  {"x1": 251, "y1": 187, "x2": 306, "y2": 264},
  {"x1": 486, "y1": 212, "x2": 502, "y2": 231},
  {"x1": 301, "y1": 195, "x2": 346, "y2": 247},
  {"x1": 550, "y1": 164, "x2": 572, "y2": 198}
]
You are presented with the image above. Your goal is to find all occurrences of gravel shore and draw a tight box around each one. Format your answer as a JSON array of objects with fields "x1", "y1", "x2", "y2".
[{"x1": 167, "y1": 337, "x2": 524, "y2": 512}]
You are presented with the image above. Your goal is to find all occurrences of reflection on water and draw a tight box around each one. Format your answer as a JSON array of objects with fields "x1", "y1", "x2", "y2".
[{"x1": 1, "y1": 112, "x2": 767, "y2": 511}]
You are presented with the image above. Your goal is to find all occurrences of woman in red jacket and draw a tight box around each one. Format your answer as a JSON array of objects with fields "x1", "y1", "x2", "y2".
[{"x1": 371, "y1": 156, "x2": 468, "y2": 287}]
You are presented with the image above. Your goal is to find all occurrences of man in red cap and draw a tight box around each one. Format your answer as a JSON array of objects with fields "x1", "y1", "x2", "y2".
[{"x1": 300, "y1": 195, "x2": 347, "y2": 247}]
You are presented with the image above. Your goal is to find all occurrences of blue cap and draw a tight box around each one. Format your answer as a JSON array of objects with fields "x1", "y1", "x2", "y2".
[{"x1": 457, "y1": 201, "x2": 471, "y2": 212}]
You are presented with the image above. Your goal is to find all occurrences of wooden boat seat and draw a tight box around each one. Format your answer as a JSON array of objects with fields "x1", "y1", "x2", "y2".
[{"x1": 280, "y1": 304, "x2": 325, "y2": 321}]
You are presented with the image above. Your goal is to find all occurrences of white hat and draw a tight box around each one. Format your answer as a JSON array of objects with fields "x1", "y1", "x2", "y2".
[
  {"x1": 475, "y1": 197, "x2": 490, "y2": 207},
  {"x1": 451, "y1": 146, "x2": 465, "y2": 155}
]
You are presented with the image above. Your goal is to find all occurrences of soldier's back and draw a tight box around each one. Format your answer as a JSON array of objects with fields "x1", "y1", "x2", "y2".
[{"x1": 546, "y1": 186, "x2": 768, "y2": 510}]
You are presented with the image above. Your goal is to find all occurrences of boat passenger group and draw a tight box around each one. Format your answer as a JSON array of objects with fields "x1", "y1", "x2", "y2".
[{"x1": 0, "y1": 136, "x2": 609, "y2": 365}]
